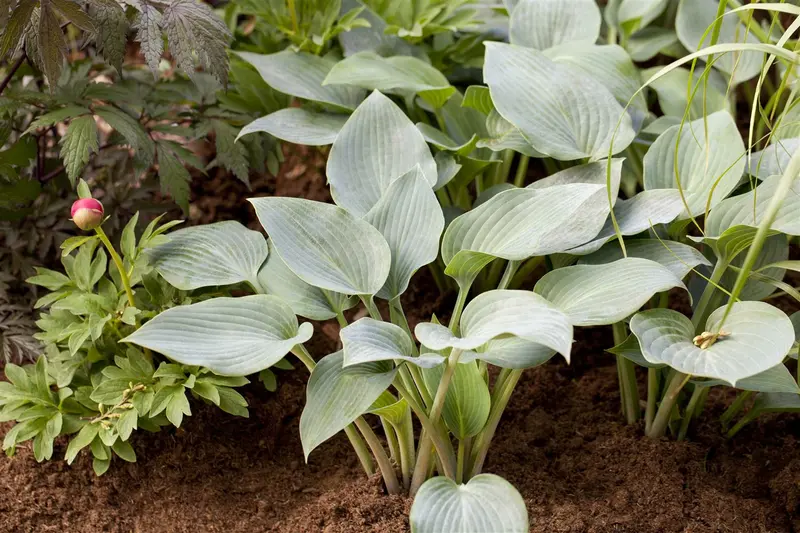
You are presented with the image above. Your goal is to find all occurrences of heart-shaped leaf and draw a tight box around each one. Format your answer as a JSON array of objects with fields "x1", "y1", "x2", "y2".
[
  {"x1": 324, "y1": 51, "x2": 455, "y2": 108},
  {"x1": 643, "y1": 66, "x2": 729, "y2": 119},
  {"x1": 509, "y1": 0, "x2": 601, "y2": 50},
  {"x1": 694, "y1": 364, "x2": 800, "y2": 394},
  {"x1": 410, "y1": 474, "x2": 528, "y2": 533},
  {"x1": 341, "y1": 318, "x2": 445, "y2": 368},
  {"x1": 422, "y1": 361, "x2": 490, "y2": 439},
  {"x1": 484, "y1": 42, "x2": 635, "y2": 161},
  {"x1": 257, "y1": 240, "x2": 357, "y2": 321},
  {"x1": 579, "y1": 239, "x2": 710, "y2": 279},
  {"x1": 535, "y1": 258, "x2": 685, "y2": 326},
  {"x1": 643, "y1": 111, "x2": 745, "y2": 216},
  {"x1": 705, "y1": 175, "x2": 800, "y2": 238},
  {"x1": 300, "y1": 351, "x2": 397, "y2": 459},
  {"x1": 236, "y1": 50, "x2": 364, "y2": 110},
  {"x1": 236, "y1": 108, "x2": 348, "y2": 146},
  {"x1": 327, "y1": 90, "x2": 437, "y2": 216},
  {"x1": 626, "y1": 28, "x2": 679, "y2": 62},
  {"x1": 415, "y1": 290, "x2": 573, "y2": 361},
  {"x1": 617, "y1": 0, "x2": 670, "y2": 35},
  {"x1": 675, "y1": 0, "x2": 763, "y2": 85},
  {"x1": 748, "y1": 138, "x2": 800, "y2": 180},
  {"x1": 147, "y1": 221, "x2": 268, "y2": 291},
  {"x1": 460, "y1": 336, "x2": 557, "y2": 370},
  {"x1": 629, "y1": 301, "x2": 795, "y2": 385},
  {"x1": 442, "y1": 161, "x2": 622, "y2": 286},
  {"x1": 249, "y1": 197, "x2": 391, "y2": 295},
  {"x1": 123, "y1": 295, "x2": 313, "y2": 376},
  {"x1": 364, "y1": 167, "x2": 445, "y2": 301}
]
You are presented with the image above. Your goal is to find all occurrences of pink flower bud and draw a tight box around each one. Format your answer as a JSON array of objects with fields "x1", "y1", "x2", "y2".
[{"x1": 70, "y1": 198, "x2": 104, "y2": 230}]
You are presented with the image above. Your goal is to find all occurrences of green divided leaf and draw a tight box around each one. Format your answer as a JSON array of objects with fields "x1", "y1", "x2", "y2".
[{"x1": 60, "y1": 116, "x2": 99, "y2": 185}]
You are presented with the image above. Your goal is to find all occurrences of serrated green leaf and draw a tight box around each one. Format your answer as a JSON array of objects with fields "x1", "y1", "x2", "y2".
[
  {"x1": 25, "y1": 105, "x2": 91, "y2": 134},
  {"x1": 132, "y1": 1, "x2": 162, "y2": 74},
  {"x1": 95, "y1": 105, "x2": 154, "y2": 165},
  {"x1": 60, "y1": 116, "x2": 99, "y2": 185},
  {"x1": 89, "y1": 0, "x2": 127, "y2": 71},
  {"x1": 50, "y1": 0, "x2": 95, "y2": 32},
  {"x1": 156, "y1": 142, "x2": 191, "y2": 213}
]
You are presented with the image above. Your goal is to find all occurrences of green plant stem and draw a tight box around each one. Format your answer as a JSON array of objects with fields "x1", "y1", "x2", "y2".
[
  {"x1": 645, "y1": 368, "x2": 659, "y2": 434},
  {"x1": 382, "y1": 418, "x2": 400, "y2": 462},
  {"x1": 497, "y1": 260, "x2": 520, "y2": 290},
  {"x1": 691, "y1": 260, "x2": 729, "y2": 331},
  {"x1": 677, "y1": 385, "x2": 703, "y2": 441},
  {"x1": 449, "y1": 286, "x2": 469, "y2": 334},
  {"x1": 335, "y1": 310, "x2": 348, "y2": 328},
  {"x1": 393, "y1": 379, "x2": 455, "y2": 477},
  {"x1": 726, "y1": 411, "x2": 758, "y2": 439},
  {"x1": 613, "y1": 322, "x2": 640, "y2": 424},
  {"x1": 647, "y1": 372, "x2": 690, "y2": 438},
  {"x1": 513, "y1": 155, "x2": 530, "y2": 187},
  {"x1": 428, "y1": 261, "x2": 448, "y2": 296},
  {"x1": 287, "y1": 0, "x2": 299, "y2": 34},
  {"x1": 468, "y1": 368, "x2": 521, "y2": 477},
  {"x1": 396, "y1": 411, "x2": 416, "y2": 490},
  {"x1": 456, "y1": 439, "x2": 466, "y2": 484},
  {"x1": 409, "y1": 349, "x2": 463, "y2": 496},
  {"x1": 95, "y1": 226, "x2": 135, "y2": 309},
  {"x1": 354, "y1": 417, "x2": 402, "y2": 494},
  {"x1": 509, "y1": 256, "x2": 544, "y2": 289},
  {"x1": 292, "y1": 345, "x2": 377, "y2": 478},
  {"x1": 361, "y1": 296, "x2": 383, "y2": 321},
  {"x1": 720, "y1": 390, "x2": 753, "y2": 429}
]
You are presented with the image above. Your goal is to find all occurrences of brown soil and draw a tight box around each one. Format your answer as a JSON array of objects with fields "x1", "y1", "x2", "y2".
[
  {"x1": 1, "y1": 270, "x2": 798, "y2": 533},
  {"x1": 3, "y1": 148, "x2": 798, "y2": 532}
]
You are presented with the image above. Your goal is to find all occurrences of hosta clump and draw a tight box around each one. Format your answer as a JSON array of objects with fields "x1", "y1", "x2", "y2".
[{"x1": 1, "y1": 185, "x2": 266, "y2": 475}]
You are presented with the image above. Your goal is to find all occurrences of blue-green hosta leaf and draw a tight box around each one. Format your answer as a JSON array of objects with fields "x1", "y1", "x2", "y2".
[
  {"x1": 410, "y1": 474, "x2": 528, "y2": 533},
  {"x1": 608, "y1": 334, "x2": 667, "y2": 368},
  {"x1": 236, "y1": 108, "x2": 348, "y2": 146},
  {"x1": 617, "y1": 0, "x2": 669, "y2": 35},
  {"x1": 629, "y1": 301, "x2": 795, "y2": 385},
  {"x1": 435, "y1": 152, "x2": 461, "y2": 190},
  {"x1": 484, "y1": 42, "x2": 635, "y2": 161},
  {"x1": 147, "y1": 221, "x2": 268, "y2": 290},
  {"x1": 416, "y1": 123, "x2": 478, "y2": 155},
  {"x1": 327, "y1": 90, "x2": 437, "y2": 216},
  {"x1": 460, "y1": 336, "x2": 557, "y2": 370},
  {"x1": 300, "y1": 351, "x2": 397, "y2": 459},
  {"x1": 534, "y1": 258, "x2": 685, "y2": 326},
  {"x1": 748, "y1": 138, "x2": 800, "y2": 180},
  {"x1": 704, "y1": 175, "x2": 800, "y2": 238},
  {"x1": 579, "y1": 239, "x2": 710, "y2": 279},
  {"x1": 643, "y1": 111, "x2": 745, "y2": 216},
  {"x1": 340, "y1": 318, "x2": 445, "y2": 368},
  {"x1": 249, "y1": 197, "x2": 391, "y2": 295},
  {"x1": 626, "y1": 28, "x2": 680, "y2": 62},
  {"x1": 462, "y1": 85, "x2": 494, "y2": 115},
  {"x1": 543, "y1": 43, "x2": 647, "y2": 119},
  {"x1": 748, "y1": 392, "x2": 800, "y2": 416},
  {"x1": 477, "y1": 110, "x2": 545, "y2": 157},
  {"x1": 643, "y1": 66, "x2": 729, "y2": 119},
  {"x1": 442, "y1": 160, "x2": 622, "y2": 285},
  {"x1": 236, "y1": 50, "x2": 364, "y2": 111},
  {"x1": 694, "y1": 364, "x2": 800, "y2": 394},
  {"x1": 509, "y1": 0, "x2": 601, "y2": 50},
  {"x1": 257, "y1": 240, "x2": 357, "y2": 321},
  {"x1": 675, "y1": 0, "x2": 763, "y2": 85},
  {"x1": 364, "y1": 167, "x2": 445, "y2": 300},
  {"x1": 719, "y1": 234, "x2": 788, "y2": 301},
  {"x1": 422, "y1": 361, "x2": 490, "y2": 439},
  {"x1": 123, "y1": 295, "x2": 313, "y2": 376},
  {"x1": 323, "y1": 52, "x2": 454, "y2": 109},
  {"x1": 415, "y1": 290, "x2": 573, "y2": 361}
]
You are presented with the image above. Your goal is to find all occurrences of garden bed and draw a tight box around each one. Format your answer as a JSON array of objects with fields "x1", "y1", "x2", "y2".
[{"x1": 1, "y1": 269, "x2": 797, "y2": 532}]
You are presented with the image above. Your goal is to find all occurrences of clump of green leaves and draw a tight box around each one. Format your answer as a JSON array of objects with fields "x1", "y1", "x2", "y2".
[
  {"x1": 1, "y1": 0, "x2": 232, "y2": 86},
  {"x1": 1, "y1": 199, "x2": 255, "y2": 474}
]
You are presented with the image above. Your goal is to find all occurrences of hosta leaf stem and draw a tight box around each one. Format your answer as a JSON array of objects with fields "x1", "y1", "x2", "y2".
[{"x1": 410, "y1": 349, "x2": 462, "y2": 496}]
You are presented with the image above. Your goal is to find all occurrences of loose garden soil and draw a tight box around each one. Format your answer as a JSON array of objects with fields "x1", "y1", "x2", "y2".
[{"x1": 1, "y1": 149, "x2": 798, "y2": 533}]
